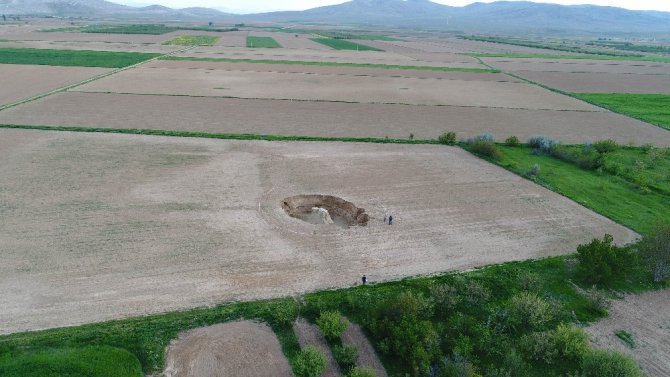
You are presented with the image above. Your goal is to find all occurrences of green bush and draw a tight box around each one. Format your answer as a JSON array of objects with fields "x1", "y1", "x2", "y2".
[
  {"x1": 505, "y1": 136, "x2": 520, "y2": 147},
  {"x1": 580, "y1": 349, "x2": 644, "y2": 377},
  {"x1": 551, "y1": 145, "x2": 603, "y2": 170},
  {"x1": 293, "y1": 346, "x2": 327, "y2": 377},
  {"x1": 316, "y1": 311, "x2": 348, "y2": 340},
  {"x1": 333, "y1": 344, "x2": 358, "y2": 373},
  {"x1": 637, "y1": 224, "x2": 670, "y2": 283},
  {"x1": 551, "y1": 324, "x2": 590, "y2": 362},
  {"x1": 470, "y1": 140, "x2": 502, "y2": 160},
  {"x1": 439, "y1": 132, "x2": 457, "y2": 145},
  {"x1": 528, "y1": 136, "x2": 558, "y2": 154},
  {"x1": 507, "y1": 292, "x2": 554, "y2": 333},
  {"x1": 576, "y1": 234, "x2": 635, "y2": 286},
  {"x1": 592, "y1": 139, "x2": 619, "y2": 154},
  {"x1": 348, "y1": 366, "x2": 376, "y2": 377}
]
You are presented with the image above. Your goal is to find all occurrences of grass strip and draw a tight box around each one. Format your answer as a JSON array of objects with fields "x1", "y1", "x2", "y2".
[
  {"x1": 310, "y1": 38, "x2": 382, "y2": 51},
  {"x1": 0, "y1": 47, "x2": 159, "y2": 68},
  {"x1": 163, "y1": 35, "x2": 220, "y2": 46},
  {"x1": 247, "y1": 36, "x2": 282, "y2": 48},
  {"x1": 0, "y1": 346, "x2": 143, "y2": 377},
  {"x1": 485, "y1": 145, "x2": 670, "y2": 234},
  {"x1": 0, "y1": 124, "x2": 439, "y2": 145},
  {"x1": 460, "y1": 36, "x2": 642, "y2": 57},
  {"x1": 572, "y1": 93, "x2": 670, "y2": 131},
  {"x1": 161, "y1": 56, "x2": 499, "y2": 73},
  {"x1": 467, "y1": 52, "x2": 670, "y2": 64}
]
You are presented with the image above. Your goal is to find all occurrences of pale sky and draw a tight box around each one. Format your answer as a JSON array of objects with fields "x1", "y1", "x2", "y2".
[{"x1": 113, "y1": 1, "x2": 670, "y2": 14}]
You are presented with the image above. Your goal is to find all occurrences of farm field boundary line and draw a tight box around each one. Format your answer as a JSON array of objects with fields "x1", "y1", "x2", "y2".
[
  {"x1": 473, "y1": 56, "x2": 670, "y2": 133},
  {"x1": 69, "y1": 90, "x2": 602, "y2": 113},
  {"x1": 467, "y1": 52, "x2": 670, "y2": 64},
  {"x1": 0, "y1": 47, "x2": 196, "y2": 113},
  {"x1": 0, "y1": 124, "x2": 440, "y2": 145},
  {"x1": 146, "y1": 66, "x2": 508, "y2": 82},
  {"x1": 160, "y1": 56, "x2": 500, "y2": 73}
]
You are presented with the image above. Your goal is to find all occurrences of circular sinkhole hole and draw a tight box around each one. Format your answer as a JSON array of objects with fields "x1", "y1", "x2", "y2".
[{"x1": 281, "y1": 195, "x2": 369, "y2": 229}]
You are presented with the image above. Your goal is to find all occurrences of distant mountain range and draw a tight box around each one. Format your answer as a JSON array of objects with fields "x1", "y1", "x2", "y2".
[{"x1": 2, "y1": 0, "x2": 670, "y2": 34}]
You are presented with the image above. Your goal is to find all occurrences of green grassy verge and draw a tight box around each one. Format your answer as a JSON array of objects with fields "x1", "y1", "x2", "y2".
[
  {"x1": 314, "y1": 32, "x2": 401, "y2": 41},
  {"x1": 0, "y1": 124, "x2": 439, "y2": 145},
  {"x1": 467, "y1": 52, "x2": 670, "y2": 64},
  {"x1": 309, "y1": 38, "x2": 382, "y2": 51},
  {"x1": 572, "y1": 93, "x2": 670, "y2": 130},
  {"x1": 161, "y1": 55, "x2": 499, "y2": 73},
  {"x1": 0, "y1": 47, "x2": 159, "y2": 68},
  {"x1": 0, "y1": 345, "x2": 143, "y2": 377},
  {"x1": 490, "y1": 145, "x2": 670, "y2": 234},
  {"x1": 247, "y1": 36, "x2": 282, "y2": 48},
  {"x1": 163, "y1": 35, "x2": 220, "y2": 46}
]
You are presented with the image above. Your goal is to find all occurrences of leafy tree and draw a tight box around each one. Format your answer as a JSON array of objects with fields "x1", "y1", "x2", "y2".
[
  {"x1": 333, "y1": 344, "x2": 358, "y2": 373},
  {"x1": 576, "y1": 234, "x2": 634, "y2": 286},
  {"x1": 638, "y1": 224, "x2": 670, "y2": 283},
  {"x1": 507, "y1": 292, "x2": 553, "y2": 333},
  {"x1": 316, "y1": 311, "x2": 348, "y2": 340},
  {"x1": 293, "y1": 346, "x2": 327, "y2": 377},
  {"x1": 580, "y1": 349, "x2": 644, "y2": 377},
  {"x1": 439, "y1": 132, "x2": 457, "y2": 145}
]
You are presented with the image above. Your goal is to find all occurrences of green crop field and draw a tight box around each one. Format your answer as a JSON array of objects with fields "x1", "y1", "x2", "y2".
[
  {"x1": 161, "y1": 56, "x2": 498, "y2": 73},
  {"x1": 0, "y1": 48, "x2": 159, "y2": 68},
  {"x1": 572, "y1": 93, "x2": 670, "y2": 130},
  {"x1": 80, "y1": 24, "x2": 179, "y2": 35},
  {"x1": 491, "y1": 144, "x2": 670, "y2": 234},
  {"x1": 163, "y1": 35, "x2": 220, "y2": 46},
  {"x1": 246, "y1": 36, "x2": 282, "y2": 48},
  {"x1": 0, "y1": 345, "x2": 143, "y2": 377},
  {"x1": 309, "y1": 38, "x2": 383, "y2": 51}
]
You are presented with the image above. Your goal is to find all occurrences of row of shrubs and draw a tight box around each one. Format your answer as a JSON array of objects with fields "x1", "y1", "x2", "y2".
[{"x1": 438, "y1": 132, "x2": 624, "y2": 169}]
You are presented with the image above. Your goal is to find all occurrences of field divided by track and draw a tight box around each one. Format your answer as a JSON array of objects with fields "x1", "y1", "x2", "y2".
[
  {"x1": 161, "y1": 55, "x2": 498, "y2": 72},
  {"x1": 0, "y1": 47, "x2": 159, "y2": 68}
]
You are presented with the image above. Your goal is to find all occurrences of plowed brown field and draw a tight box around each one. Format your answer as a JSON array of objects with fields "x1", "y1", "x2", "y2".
[
  {"x1": 4, "y1": 92, "x2": 670, "y2": 146},
  {"x1": 586, "y1": 290, "x2": 670, "y2": 377},
  {"x1": 0, "y1": 129, "x2": 636, "y2": 334}
]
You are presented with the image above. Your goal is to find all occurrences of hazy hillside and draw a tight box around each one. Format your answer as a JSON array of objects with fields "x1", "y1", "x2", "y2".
[{"x1": 2, "y1": 0, "x2": 670, "y2": 34}]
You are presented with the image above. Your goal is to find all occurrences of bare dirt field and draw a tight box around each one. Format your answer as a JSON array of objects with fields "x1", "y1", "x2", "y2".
[
  {"x1": 585, "y1": 289, "x2": 670, "y2": 377},
  {"x1": 395, "y1": 37, "x2": 574, "y2": 56},
  {"x1": 0, "y1": 129, "x2": 637, "y2": 334},
  {"x1": 509, "y1": 70, "x2": 670, "y2": 94},
  {"x1": 212, "y1": 31, "x2": 247, "y2": 47},
  {"x1": 164, "y1": 320, "x2": 292, "y2": 377},
  {"x1": 293, "y1": 318, "x2": 341, "y2": 377},
  {"x1": 482, "y1": 58, "x2": 670, "y2": 75},
  {"x1": 4, "y1": 91, "x2": 669, "y2": 145},
  {"x1": 145, "y1": 59, "x2": 520, "y2": 81},
  {"x1": 178, "y1": 47, "x2": 485, "y2": 69},
  {"x1": 71, "y1": 66, "x2": 599, "y2": 110},
  {"x1": 0, "y1": 64, "x2": 111, "y2": 106}
]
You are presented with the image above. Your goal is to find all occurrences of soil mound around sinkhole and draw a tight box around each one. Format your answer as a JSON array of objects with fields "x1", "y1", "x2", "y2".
[{"x1": 281, "y1": 195, "x2": 369, "y2": 228}]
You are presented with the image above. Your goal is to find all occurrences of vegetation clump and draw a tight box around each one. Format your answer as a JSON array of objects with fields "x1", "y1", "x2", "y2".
[
  {"x1": 467, "y1": 133, "x2": 501, "y2": 160},
  {"x1": 580, "y1": 349, "x2": 644, "y2": 377},
  {"x1": 293, "y1": 346, "x2": 327, "y2": 377},
  {"x1": 505, "y1": 135, "x2": 520, "y2": 147},
  {"x1": 576, "y1": 234, "x2": 635, "y2": 287},
  {"x1": 316, "y1": 310, "x2": 348, "y2": 340},
  {"x1": 438, "y1": 132, "x2": 457, "y2": 145}
]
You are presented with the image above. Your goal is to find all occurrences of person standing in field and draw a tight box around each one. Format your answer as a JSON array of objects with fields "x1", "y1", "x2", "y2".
[
  {"x1": 362, "y1": 275, "x2": 367, "y2": 285},
  {"x1": 388, "y1": 215, "x2": 393, "y2": 225}
]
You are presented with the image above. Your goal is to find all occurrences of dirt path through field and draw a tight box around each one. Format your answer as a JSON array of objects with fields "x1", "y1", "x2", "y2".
[
  {"x1": 293, "y1": 318, "x2": 342, "y2": 377},
  {"x1": 164, "y1": 320, "x2": 292, "y2": 377},
  {"x1": 341, "y1": 321, "x2": 388, "y2": 377},
  {"x1": 585, "y1": 289, "x2": 670, "y2": 377}
]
